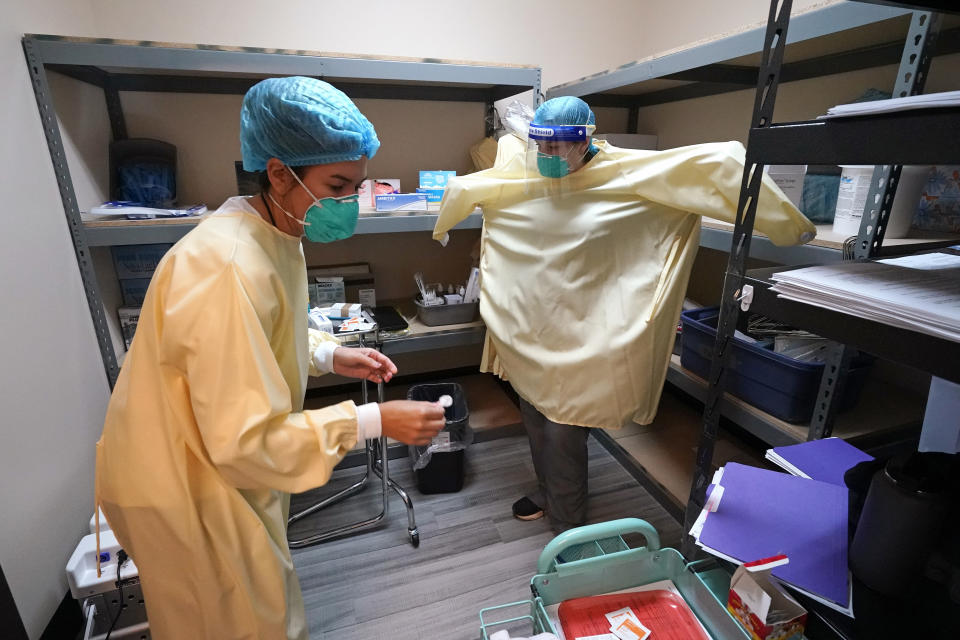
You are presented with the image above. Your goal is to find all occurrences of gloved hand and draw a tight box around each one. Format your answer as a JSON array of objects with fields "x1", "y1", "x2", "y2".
[
  {"x1": 378, "y1": 401, "x2": 446, "y2": 446},
  {"x1": 332, "y1": 347, "x2": 398, "y2": 383}
]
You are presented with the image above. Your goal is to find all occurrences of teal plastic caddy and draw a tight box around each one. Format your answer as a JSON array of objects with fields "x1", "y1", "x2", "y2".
[{"x1": 479, "y1": 518, "x2": 751, "y2": 639}]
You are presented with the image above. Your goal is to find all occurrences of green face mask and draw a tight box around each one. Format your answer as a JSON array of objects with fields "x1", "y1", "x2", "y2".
[
  {"x1": 537, "y1": 153, "x2": 571, "y2": 179},
  {"x1": 271, "y1": 168, "x2": 360, "y2": 243}
]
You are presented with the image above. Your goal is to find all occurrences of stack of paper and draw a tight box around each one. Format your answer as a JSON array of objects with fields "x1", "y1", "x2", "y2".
[
  {"x1": 820, "y1": 90, "x2": 960, "y2": 119},
  {"x1": 689, "y1": 462, "x2": 852, "y2": 616},
  {"x1": 769, "y1": 253, "x2": 960, "y2": 342},
  {"x1": 766, "y1": 437, "x2": 873, "y2": 486}
]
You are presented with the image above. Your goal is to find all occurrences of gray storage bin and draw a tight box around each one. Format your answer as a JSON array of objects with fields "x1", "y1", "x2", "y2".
[{"x1": 414, "y1": 299, "x2": 479, "y2": 326}]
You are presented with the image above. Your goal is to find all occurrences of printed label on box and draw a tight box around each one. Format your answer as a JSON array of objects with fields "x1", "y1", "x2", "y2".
[
  {"x1": 375, "y1": 194, "x2": 429, "y2": 212},
  {"x1": 419, "y1": 170, "x2": 456, "y2": 188}
]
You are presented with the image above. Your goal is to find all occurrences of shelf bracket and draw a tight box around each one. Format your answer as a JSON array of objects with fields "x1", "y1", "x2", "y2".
[
  {"x1": 807, "y1": 342, "x2": 853, "y2": 441},
  {"x1": 855, "y1": 10, "x2": 941, "y2": 260},
  {"x1": 681, "y1": 0, "x2": 794, "y2": 559},
  {"x1": 22, "y1": 37, "x2": 120, "y2": 389}
]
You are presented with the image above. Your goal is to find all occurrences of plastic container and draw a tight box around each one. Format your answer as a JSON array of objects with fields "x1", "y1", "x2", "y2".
[
  {"x1": 850, "y1": 452, "x2": 951, "y2": 595},
  {"x1": 680, "y1": 307, "x2": 870, "y2": 423},
  {"x1": 832, "y1": 165, "x2": 874, "y2": 236},
  {"x1": 407, "y1": 383, "x2": 471, "y2": 494},
  {"x1": 414, "y1": 299, "x2": 478, "y2": 326},
  {"x1": 885, "y1": 165, "x2": 932, "y2": 238},
  {"x1": 831, "y1": 165, "x2": 930, "y2": 238}
]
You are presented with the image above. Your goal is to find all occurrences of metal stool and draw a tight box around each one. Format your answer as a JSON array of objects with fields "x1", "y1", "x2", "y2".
[{"x1": 287, "y1": 331, "x2": 419, "y2": 548}]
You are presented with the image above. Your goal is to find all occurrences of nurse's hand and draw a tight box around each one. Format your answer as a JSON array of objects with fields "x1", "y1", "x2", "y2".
[
  {"x1": 333, "y1": 347, "x2": 398, "y2": 383},
  {"x1": 379, "y1": 401, "x2": 446, "y2": 446}
]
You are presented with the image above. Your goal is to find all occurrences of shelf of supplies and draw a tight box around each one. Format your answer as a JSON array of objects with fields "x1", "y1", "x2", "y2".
[
  {"x1": 336, "y1": 299, "x2": 485, "y2": 357},
  {"x1": 743, "y1": 266, "x2": 960, "y2": 383},
  {"x1": 700, "y1": 219, "x2": 960, "y2": 264},
  {"x1": 665, "y1": 355, "x2": 923, "y2": 447},
  {"x1": 30, "y1": 35, "x2": 540, "y2": 101},
  {"x1": 82, "y1": 211, "x2": 482, "y2": 246},
  {"x1": 746, "y1": 108, "x2": 960, "y2": 165}
]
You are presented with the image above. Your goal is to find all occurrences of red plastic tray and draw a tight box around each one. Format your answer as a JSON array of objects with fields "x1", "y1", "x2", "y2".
[{"x1": 558, "y1": 589, "x2": 710, "y2": 640}]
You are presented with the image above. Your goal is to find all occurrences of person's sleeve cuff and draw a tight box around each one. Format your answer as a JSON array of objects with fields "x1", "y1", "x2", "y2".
[
  {"x1": 312, "y1": 342, "x2": 339, "y2": 374},
  {"x1": 356, "y1": 403, "x2": 382, "y2": 441}
]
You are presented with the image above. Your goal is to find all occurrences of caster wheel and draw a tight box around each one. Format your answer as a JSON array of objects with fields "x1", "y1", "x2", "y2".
[{"x1": 409, "y1": 530, "x2": 420, "y2": 548}]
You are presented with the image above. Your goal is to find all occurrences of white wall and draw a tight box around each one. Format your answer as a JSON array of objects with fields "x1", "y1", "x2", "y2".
[{"x1": 0, "y1": 2, "x2": 110, "y2": 638}]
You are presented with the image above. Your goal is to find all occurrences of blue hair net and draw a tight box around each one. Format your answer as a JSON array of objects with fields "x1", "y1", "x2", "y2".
[
  {"x1": 532, "y1": 96, "x2": 596, "y2": 127},
  {"x1": 241, "y1": 76, "x2": 380, "y2": 171}
]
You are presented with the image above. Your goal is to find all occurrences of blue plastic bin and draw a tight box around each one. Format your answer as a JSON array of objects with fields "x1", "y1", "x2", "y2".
[{"x1": 680, "y1": 306, "x2": 869, "y2": 423}]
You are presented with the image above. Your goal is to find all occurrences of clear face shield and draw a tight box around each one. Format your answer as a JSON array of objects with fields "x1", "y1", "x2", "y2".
[{"x1": 526, "y1": 123, "x2": 595, "y2": 181}]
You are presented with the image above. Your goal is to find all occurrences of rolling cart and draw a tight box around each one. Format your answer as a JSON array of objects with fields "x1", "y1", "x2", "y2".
[
  {"x1": 479, "y1": 518, "x2": 751, "y2": 639},
  {"x1": 287, "y1": 327, "x2": 420, "y2": 549}
]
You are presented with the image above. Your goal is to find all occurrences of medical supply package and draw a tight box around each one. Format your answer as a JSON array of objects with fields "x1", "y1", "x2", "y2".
[
  {"x1": 728, "y1": 556, "x2": 806, "y2": 640},
  {"x1": 375, "y1": 193, "x2": 429, "y2": 212},
  {"x1": 419, "y1": 170, "x2": 456, "y2": 189}
]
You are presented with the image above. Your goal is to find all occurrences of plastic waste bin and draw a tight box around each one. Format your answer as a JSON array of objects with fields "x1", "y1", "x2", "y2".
[{"x1": 407, "y1": 383, "x2": 472, "y2": 494}]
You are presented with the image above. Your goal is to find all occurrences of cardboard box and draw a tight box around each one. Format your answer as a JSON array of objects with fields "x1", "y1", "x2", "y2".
[
  {"x1": 416, "y1": 187, "x2": 445, "y2": 203},
  {"x1": 358, "y1": 179, "x2": 400, "y2": 207},
  {"x1": 320, "y1": 303, "x2": 362, "y2": 318},
  {"x1": 117, "y1": 307, "x2": 140, "y2": 351},
  {"x1": 309, "y1": 276, "x2": 346, "y2": 307},
  {"x1": 419, "y1": 170, "x2": 456, "y2": 188},
  {"x1": 119, "y1": 278, "x2": 151, "y2": 306},
  {"x1": 375, "y1": 193, "x2": 429, "y2": 212},
  {"x1": 307, "y1": 263, "x2": 374, "y2": 304},
  {"x1": 765, "y1": 165, "x2": 807, "y2": 209},
  {"x1": 728, "y1": 556, "x2": 806, "y2": 640},
  {"x1": 111, "y1": 244, "x2": 172, "y2": 279}
]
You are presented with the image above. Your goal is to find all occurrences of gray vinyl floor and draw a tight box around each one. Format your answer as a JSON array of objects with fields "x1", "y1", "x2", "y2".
[{"x1": 289, "y1": 434, "x2": 683, "y2": 640}]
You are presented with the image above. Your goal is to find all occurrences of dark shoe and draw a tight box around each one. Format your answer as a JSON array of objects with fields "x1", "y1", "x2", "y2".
[{"x1": 512, "y1": 497, "x2": 544, "y2": 521}]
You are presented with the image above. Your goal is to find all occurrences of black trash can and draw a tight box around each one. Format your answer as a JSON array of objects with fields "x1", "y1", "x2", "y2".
[{"x1": 407, "y1": 383, "x2": 471, "y2": 494}]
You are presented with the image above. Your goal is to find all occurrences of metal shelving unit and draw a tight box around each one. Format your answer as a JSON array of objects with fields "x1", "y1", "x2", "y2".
[
  {"x1": 548, "y1": 0, "x2": 960, "y2": 265},
  {"x1": 548, "y1": 1, "x2": 958, "y2": 114},
  {"x1": 542, "y1": 1, "x2": 958, "y2": 474},
  {"x1": 23, "y1": 35, "x2": 540, "y2": 387},
  {"x1": 682, "y1": 0, "x2": 958, "y2": 581},
  {"x1": 82, "y1": 211, "x2": 484, "y2": 247}
]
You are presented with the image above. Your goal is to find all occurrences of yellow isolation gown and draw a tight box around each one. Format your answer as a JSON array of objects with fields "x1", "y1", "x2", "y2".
[
  {"x1": 96, "y1": 196, "x2": 356, "y2": 639},
  {"x1": 434, "y1": 136, "x2": 815, "y2": 429}
]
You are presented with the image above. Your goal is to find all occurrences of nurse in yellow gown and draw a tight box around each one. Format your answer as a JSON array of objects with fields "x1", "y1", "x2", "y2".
[
  {"x1": 96, "y1": 77, "x2": 445, "y2": 639},
  {"x1": 434, "y1": 97, "x2": 815, "y2": 532}
]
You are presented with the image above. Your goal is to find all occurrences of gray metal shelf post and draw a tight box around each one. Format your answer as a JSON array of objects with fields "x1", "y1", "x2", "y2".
[
  {"x1": 22, "y1": 38, "x2": 120, "y2": 388},
  {"x1": 809, "y1": 8, "x2": 941, "y2": 442},
  {"x1": 680, "y1": 0, "x2": 795, "y2": 559}
]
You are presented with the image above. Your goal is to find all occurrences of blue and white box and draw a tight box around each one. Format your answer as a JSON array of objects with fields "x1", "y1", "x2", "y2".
[
  {"x1": 375, "y1": 193, "x2": 429, "y2": 212},
  {"x1": 418, "y1": 171, "x2": 456, "y2": 189},
  {"x1": 416, "y1": 188, "x2": 445, "y2": 203}
]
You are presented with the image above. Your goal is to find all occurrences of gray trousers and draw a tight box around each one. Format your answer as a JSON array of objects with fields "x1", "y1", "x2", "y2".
[{"x1": 518, "y1": 396, "x2": 591, "y2": 532}]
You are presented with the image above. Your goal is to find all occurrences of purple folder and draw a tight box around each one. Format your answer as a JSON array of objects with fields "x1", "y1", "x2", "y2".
[
  {"x1": 699, "y1": 462, "x2": 849, "y2": 607},
  {"x1": 771, "y1": 437, "x2": 874, "y2": 486}
]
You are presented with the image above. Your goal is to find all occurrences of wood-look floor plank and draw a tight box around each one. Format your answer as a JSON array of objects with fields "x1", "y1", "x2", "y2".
[{"x1": 293, "y1": 434, "x2": 682, "y2": 639}]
